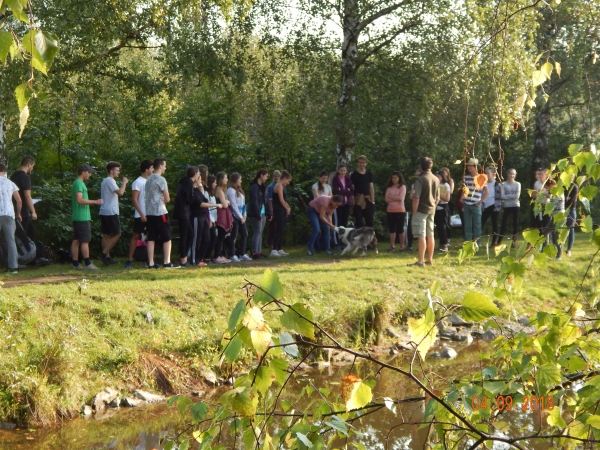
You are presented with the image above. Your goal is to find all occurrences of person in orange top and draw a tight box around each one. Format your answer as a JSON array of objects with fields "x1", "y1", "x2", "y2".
[{"x1": 385, "y1": 171, "x2": 407, "y2": 251}]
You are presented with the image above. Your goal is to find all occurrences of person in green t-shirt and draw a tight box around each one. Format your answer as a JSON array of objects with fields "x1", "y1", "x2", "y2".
[{"x1": 71, "y1": 164, "x2": 103, "y2": 270}]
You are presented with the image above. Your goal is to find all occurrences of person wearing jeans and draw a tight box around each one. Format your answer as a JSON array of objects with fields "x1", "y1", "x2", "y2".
[
  {"x1": 498, "y1": 168, "x2": 521, "y2": 247},
  {"x1": 460, "y1": 158, "x2": 488, "y2": 244},
  {"x1": 227, "y1": 173, "x2": 251, "y2": 262},
  {"x1": 307, "y1": 195, "x2": 343, "y2": 256},
  {"x1": 480, "y1": 166, "x2": 502, "y2": 247},
  {"x1": 0, "y1": 163, "x2": 22, "y2": 274},
  {"x1": 248, "y1": 169, "x2": 269, "y2": 259},
  {"x1": 270, "y1": 171, "x2": 292, "y2": 257}
]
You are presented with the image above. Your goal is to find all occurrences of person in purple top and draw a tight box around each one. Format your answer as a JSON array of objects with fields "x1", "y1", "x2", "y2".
[
  {"x1": 332, "y1": 165, "x2": 354, "y2": 228},
  {"x1": 306, "y1": 195, "x2": 343, "y2": 256}
]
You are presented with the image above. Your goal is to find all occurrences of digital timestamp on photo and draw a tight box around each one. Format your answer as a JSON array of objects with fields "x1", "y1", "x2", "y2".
[{"x1": 471, "y1": 395, "x2": 555, "y2": 411}]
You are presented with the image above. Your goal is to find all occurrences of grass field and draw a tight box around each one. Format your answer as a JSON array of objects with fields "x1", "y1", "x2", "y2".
[{"x1": 0, "y1": 237, "x2": 595, "y2": 426}]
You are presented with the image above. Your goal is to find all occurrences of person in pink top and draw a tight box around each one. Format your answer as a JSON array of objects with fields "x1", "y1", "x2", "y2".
[
  {"x1": 384, "y1": 171, "x2": 407, "y2": 251},
  {"x1": 306, "y1": 195, "x2": 343, "y2": 256}
]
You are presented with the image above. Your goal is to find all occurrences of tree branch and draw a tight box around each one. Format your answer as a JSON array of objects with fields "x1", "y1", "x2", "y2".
[{"x1": 358, "y1": 0, "x2": 411, "y2": 32}]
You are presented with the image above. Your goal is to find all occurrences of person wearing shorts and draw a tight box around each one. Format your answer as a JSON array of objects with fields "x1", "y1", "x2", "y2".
[
  {"x1": 125, "y1": 160, "x2": 153, "y2": 268},
  {"x1": 98, "y1": 161, "x2": 128, "y2": 264},
  {"x1": 71, "y1": 164, "x2": 103, "y2": 270},
  {"x1": 145, "y1": 158, "x2": 178, "y2": 269},
  {"x1": 410, "y1": 157, "x2": 440, "y2": 267}
]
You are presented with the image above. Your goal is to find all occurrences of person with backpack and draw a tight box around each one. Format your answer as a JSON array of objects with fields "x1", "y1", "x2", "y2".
[{"x1": 10, "y1": 156, "x2": 37, "y2": 251}]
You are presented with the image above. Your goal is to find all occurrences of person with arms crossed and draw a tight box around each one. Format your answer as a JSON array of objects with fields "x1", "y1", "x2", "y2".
[
  {"x1": 98, "y1": 161, "x2": 128, "y2": 265},
  {"x1": 351, "y1": 155, "x2": 375, "y2": 227},
  {"x1": 71, "y1": 164, "x2": 103, "y2": 271}
]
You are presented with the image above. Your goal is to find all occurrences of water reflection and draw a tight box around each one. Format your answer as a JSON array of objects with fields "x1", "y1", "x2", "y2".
[{"x1": 0, "y1": 343, "x2": 556, "y2": 449}]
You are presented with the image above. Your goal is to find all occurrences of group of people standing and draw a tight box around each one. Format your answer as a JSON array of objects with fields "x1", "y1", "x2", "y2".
[{"x1": 69, "y1": 159, "x2": 296, "y2": 270}]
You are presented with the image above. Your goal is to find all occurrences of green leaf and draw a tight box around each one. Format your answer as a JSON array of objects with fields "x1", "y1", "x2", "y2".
[
  {"x1": 573, "y1": 152, "x2": 597, "y2": 171},
  {"x1": 280, "y1": 303, "x2": 315, "y2": 339},
  {"x1": 589, "y1": 164, "x2": 600, "y2": 182},
  {"x1": 167, "y1": 395, "x2": 180, "y2": 408},
  {"x1": 536, "y1": 363, "x2": 562, "y2": 394},
  {"x1": 179, "y1": 439, "x2": 189, "y2": 450},
  {"x1": 581, "y1": 215, "x2": 593, "y2": 233},
  {"x1": 587, "y1": 415, "x2": 600, "y2": 430},
  {"x1": 250, "y1": 329, "x2": 271, "y2": 355},
  {"x1": 533, "y1": 252, "x2": 547, "y2": 267},
  {"x1": 523, "y1": 229, "x2": 543, "y2": 246},
  {"x1": 325, "y1": 415, "x2": 349, "y2": 436},
  {"x1": 253, "y1": 366, "x2": 276, "y2": 396},
  {"x1": 228, "y1": 300, "x2": 247, "y2": 334},
  {"x1": 543, "y1": 244, "x2": 557, "y2": 259},
  {"x1": 21, "y1": 31, "x2": 47, "y2": 74},
  {"x1": 580, "y1": 185, "x2": 598, "y2": 202},
  {"x1": 541, "y1": 62, "x2": 553, "y2": 79},
  {"x1": 407, "y1": 305, "x2": 437, "y2": 360},
  {"x1": 460, "y1": 291, "x2": 500, "y2": 322},
  {"x1": 569, "y1": 143, "x2": 583, "y2": 156},
  {"x1": 34, "y1": 30, "x2": 60, "y2": 66},
  {"x1": 532, "y1": 70, "x2": 546, "y2": 87},
  {"x1": 4, "y1": 0, "x2": 28, "y2": 22},
  {"x1": 220, "y1": 387, "x2": 258, "y2": 418},
  {"x1": 224, "y1": 335, "x2": 243, "y2": 363},
  {"x1": 279, "y1": 331, "x2": 298, "y2": 357},
  {"x1": 560, "y1": 171, "x2": 572, "y2": 188},
  {"x1": 14, "y1": 82, "x2": 34, "y2": 112},
  {"x1": 594, "y1": 229, "x2": 600, "y2": 249},
  {"x1": 270, "y1": 357, "x2": 288, "y2": 385},
  {"x1": 242, "y1": 306, "x2": 265, "y2": 331},
  {"x1": 0, "y1": 31, "x2": 12, "y2": 62},
  {"x1": 254, "y1": 269, "x2": 285, "y2": 304},
  {"x1": 177, "y1": 396, "x2": 193, "y2": 415},
  {"x1": 555, "y1": 61, "x2": 561, "y2": 77},
  {"x1": 346, "y1": 381, "x2": 373, "y2": 411},
  {"x1": 190, "y1": 401, "x2": 209, "y2": 424},
  {"x1": 295, "y1": 432, "x2": 312, "y2": 447},
  {"x1": 483, "y1": 381, "x2": 505, "y2": 396}
]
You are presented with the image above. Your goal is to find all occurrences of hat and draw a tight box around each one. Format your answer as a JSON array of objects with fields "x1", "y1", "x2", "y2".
[
  {"x1": 77, "y1": 163, "x2": 96, "y2": 174},
  {"x1": 466, "y1": 158, "x2": 479, "y2": 166}
]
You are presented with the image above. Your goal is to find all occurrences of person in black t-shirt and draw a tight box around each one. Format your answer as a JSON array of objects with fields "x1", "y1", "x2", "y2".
[
  {"x1": 350, "y1": 155, "x2": 375, "y2": 227},
  {"x1": 10, "y1": 156, "x2": 37, "y2": 246}
]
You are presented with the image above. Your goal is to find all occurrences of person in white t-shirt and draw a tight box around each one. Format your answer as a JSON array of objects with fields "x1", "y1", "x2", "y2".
[
  {"x1": 124, "y1": 160, "x2": 153, "y2": 268},
  {"x1": 0, "y1": 163, "x2": 22, "y2": 274},
  {"x1": 98, "y1": 161, "x2": 128, "y2": 265}
]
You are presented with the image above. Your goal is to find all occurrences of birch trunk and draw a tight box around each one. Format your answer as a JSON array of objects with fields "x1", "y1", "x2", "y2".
[
  {"x1": 336, "y1": 0, "x2": 360, "y2": 168},
  {"x1": 532, "y1": 97, "x2": 551, "y2": 173},
  {"x1": 0, "y1": 113, "x2": 6, "y2": 166}
]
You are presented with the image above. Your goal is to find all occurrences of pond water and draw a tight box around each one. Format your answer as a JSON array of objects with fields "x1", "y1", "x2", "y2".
[{"x1": 0, "y1": 343, "x2": 556, "y2": 449}]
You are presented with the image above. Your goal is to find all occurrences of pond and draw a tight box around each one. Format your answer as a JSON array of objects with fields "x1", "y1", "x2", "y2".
[{"x1": 0, "y1": 343, "x2": 557, "y2": 449}]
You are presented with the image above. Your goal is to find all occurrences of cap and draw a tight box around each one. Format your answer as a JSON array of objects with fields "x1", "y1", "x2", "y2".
[
  {"x1": 466, "y1": 158, "x2": 479, "y2": 166},
  {"x1": 77, "y1": 163, "x2": 96, "y2": 174}
]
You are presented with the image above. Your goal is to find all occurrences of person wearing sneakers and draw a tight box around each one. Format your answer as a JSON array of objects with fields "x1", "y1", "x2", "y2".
[
  {"x1": 0, "y1": 163, "x2": 22, "y2": 275},
  {"x1": 227, "y1": 173, "x2": 252, "y2": 262},
  {"x1": 307, "y1": 195, "x2": 343, "y2": 256},
  {"x1": 248, "y1": 169, "x2": 269, "y2": 260},
  {"x1": 384, "y1": 171, "x2": 407, "y2": 252},
  {"x1": 410, "y1": 157, "x2": 440, "y2": 267},
  {"x1": 190, "y1": 175, "x2": 223, "y2": 266},
  {"x1": 173, "y1": 166, "x2": 199, "y2": 267},
  {"x1": 498, "y1": 168, "x2": 521, "y2": 248},
  {"x1": 145, "y1": 158, "x2": 178, "y2": 269},
  {"x1": 271, "y1": 170, "x2": 292, "y2": 257},
  {"x1": 124, "y1": 160, "x2": 153, "y2": 269},
  {"x1": 459, "y1": 158, "x2": 488, "y2": 244},
  {"x1": 266, "y1": 170, "x2": 281, "y2": 253},
  {"x1": 71, "y1": 164, "x2": 103, "y2": 271},
  {"x1": 213, "y1": 172, "x2": 232, "y2": 264},
  {"x1": 98, "y1": 162, "x2": 128, "y2": 265}
]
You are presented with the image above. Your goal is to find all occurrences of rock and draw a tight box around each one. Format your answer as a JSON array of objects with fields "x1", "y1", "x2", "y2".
[
  {"x1": 92, "y1": 387, "x2": 119, "y2": 411},
  {"x1": 309, "y1": 361, "x2": 331, "y2": 369},
  {"x1": 451, "y1": 331, "x2": 474, "y2": 344},
  {"x1": 191, "y1": 391, "x2": 205, "y2": 397},
  {"x1": 447, "y1": 313, "x2": 468, "y2": 326},
  {"x1": 202, "y1": 369, "x2": 218, "y2": 387},
  {"x1": 290, "y1": 362, "x2": 310, "y2": 371},
  {"x1": 472, "y1": 327, "x2": 501, "y2": 340},
  {"x1": 108, "y1": 398, "x2": 121, "y2": 408},
  {"x1": 440, "y1": 347, "x2": 458, "y2": 359},
  {"x1": 94, "y1": 409, "x2": 117, "y2": 420},
  {"x1": 0, "y1": 422, "x2": 17, "y2": 430},
  {"x1": 389, "y1": 347, "x2": 399, "y2": 355},
  {"x1": 518, "y1": 316, "x2": 530, "y2": 326},
  {"x1": 395, "y1": 341, "x2": 412, "y2": 351},
  {"x1": 440, "y1": 328, "x2": 457, "y2": 339},
  {"x1": 430, "y1": 351, "x2": 442, "y2": 359},
  {"x1": 81, "y1": 405, "x2": 93, "y2": 416},
  {"x1": 121, "y1": 397, "x2": 145, "y2": 407},
  {"x1": 134, "y1": 390, "x2": 165, "y2": 403},
  {"x1": 331, "y1": 351, "x2": 354, "y2": 363},
  {"x1": 145, "y1": 311, "x2": 153, "y2": 324},
  {"x1": 385, "y1": 327, "x2": 401, "y2": 339}
]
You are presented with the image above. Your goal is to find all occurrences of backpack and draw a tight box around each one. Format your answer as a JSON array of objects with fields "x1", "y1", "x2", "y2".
[{"x1": 14, "y1": 220, "x2": 36, "y2": 265}]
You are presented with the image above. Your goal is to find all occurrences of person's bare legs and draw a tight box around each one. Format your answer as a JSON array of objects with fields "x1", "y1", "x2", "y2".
[
  {"x1": 389, "y1": 232, "x2": 396, "y2": 248},
  {"x1": 426, "y1": 235, "x2": 435, "y2": 264},
  {"x1": 417, "y1": 237, "x2": 426, "y2": 264},
  {"x1": 147, "y1": 241, "x2": 155, "y2": 266},
  {"x1": 71, "y1": 240, "x2": 80, "y2": 262},
  {"x1": 398, "y1": 232, "x2": 405, "y2": 249},
  {"x1": 128, "y1": 232, "x2": 141, "y2": 261},
  {"x1": 102, "y1": 234, "x2": 121, "y2": 257},
  {"x1": 163, "y1": 241, "x2": 172, "y2": 264}
]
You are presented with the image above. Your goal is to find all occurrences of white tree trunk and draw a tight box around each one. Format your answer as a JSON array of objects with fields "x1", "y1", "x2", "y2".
[{"x1": 0, "y1": 113, "x2": 6, "y2": 167}]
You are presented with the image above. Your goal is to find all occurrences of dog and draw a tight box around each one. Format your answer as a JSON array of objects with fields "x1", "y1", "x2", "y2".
[{"x1": 335, "y1": 226, "x2": 379, "y2": 257}]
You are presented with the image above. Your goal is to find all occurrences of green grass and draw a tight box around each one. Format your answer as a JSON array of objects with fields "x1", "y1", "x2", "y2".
[{"x1": 0, "y1": 238, "x2": 596, "y2": 426}]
